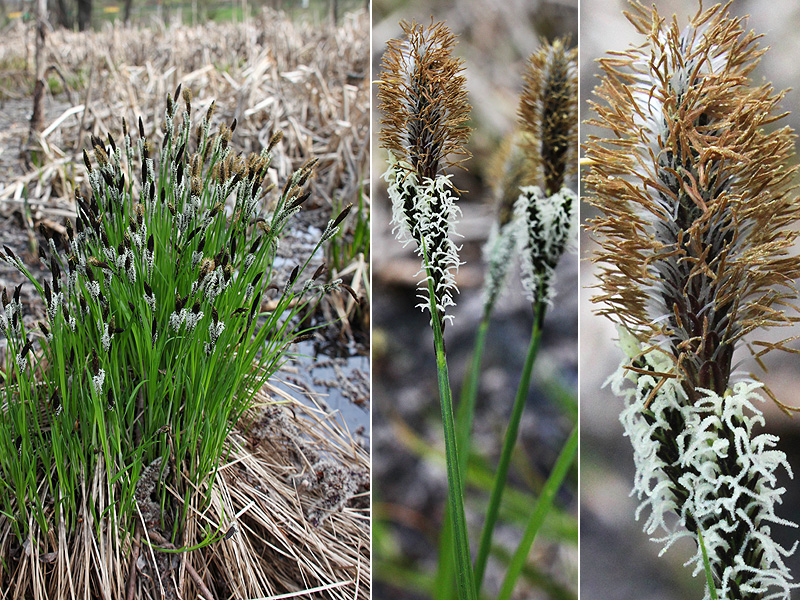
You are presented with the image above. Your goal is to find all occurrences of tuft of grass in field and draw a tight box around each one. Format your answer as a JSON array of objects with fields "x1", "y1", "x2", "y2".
[{"x1": 0, "y1": 89, "x2": 351, "y2": 597}]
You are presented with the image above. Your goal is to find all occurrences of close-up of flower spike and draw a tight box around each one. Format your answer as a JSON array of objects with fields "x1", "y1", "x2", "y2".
[
  {"x1": 379, "y1": 19, "x2": 471, "y2": 327},
  {"x1": 485, "y1": 39, "x2": 578, "y2": 314},
  {"x1": 473, "y1": 37, "x2": 578, "y2": 594},
  {"x1": 586, "y1": 2, "x2": 800, "y2": 598}
]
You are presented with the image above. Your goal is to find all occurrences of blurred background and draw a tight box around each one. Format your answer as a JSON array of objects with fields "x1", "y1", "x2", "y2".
[
  {"x1": 372, "y1": 0, "x2": 578, "y2": 598},
  {"x1": 580, "y1": 1, "x2": 800, "y2": 599}
]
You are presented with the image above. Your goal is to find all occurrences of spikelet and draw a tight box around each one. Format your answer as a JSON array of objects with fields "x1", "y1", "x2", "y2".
[
  {"x1": 518, "y1": 37, "x2": 578, "y2": 197},
  {"x1": 588, "y1": 4, "x2": 800, "y2": 598},
  {"x1": 586, "y1": 2, "x2": 800, "y2": 398},
  {"x1": 484, "y1": 38, "x2": 578, "y2": 309},
  {"x1": 378, "y1": 20, "x2": 471, "y2": 325}
]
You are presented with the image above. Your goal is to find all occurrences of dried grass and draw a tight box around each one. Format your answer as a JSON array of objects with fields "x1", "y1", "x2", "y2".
[
  {"x1": 0, "y1": 383, "x2": 370, "y2": 600},
  {"x1": 0, "y1": 8, "x2": 368, "y2": 214}
]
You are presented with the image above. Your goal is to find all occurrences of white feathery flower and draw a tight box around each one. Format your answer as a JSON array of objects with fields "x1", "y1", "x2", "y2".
[
  {"x1": 324, "y1": 278, "x2": 343, "y2": 293},
  {"x1": 610, "y1": 329, "x2": 798, "y2": 600},
  {"x1": 208, "y1": 319, "x2": 225, "y2": 344},
  {"x1": 99, "y1": 319, "x2": 112, "y2": 352},
  {"x1": 145, "y1": 249, "x2": 155, "y2": 281},
  {"x1": 92, "y1": 369, "x2": 106, "y2": 395},
  {"x1": 385, "y1": 156, "x2": 463, "y2": 324},
  {"x1": 482, "y1": 219, "x2": 521, "y2": 312},
  {"x1": 169, "y1": 310, "x2": 184, "y2": 332},
  {"x1": 86, "y1": 280, "x2": 101, "y2": 300},
  {"x1": 515, "y1": 185, "x2": 577, "y2": 304},
  {"x1": 185, "y1": 310, "x2": 204, "y2": 334},
  {"x1": 15, "y1": 351, "x2": 26, "y2": 372}
]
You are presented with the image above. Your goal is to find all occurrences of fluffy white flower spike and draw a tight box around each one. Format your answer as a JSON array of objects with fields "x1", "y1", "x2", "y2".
[
  {"x1": 483, "y1": 39, "x2": 577, "y2": 310},
  {"x1": 611, "y1": 329, "x2": 798, "y2": 600}
]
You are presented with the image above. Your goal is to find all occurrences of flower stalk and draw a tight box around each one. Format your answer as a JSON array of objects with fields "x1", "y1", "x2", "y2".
[{"x1": 378, "y1": 19, "x2": 476, "y2": 600}]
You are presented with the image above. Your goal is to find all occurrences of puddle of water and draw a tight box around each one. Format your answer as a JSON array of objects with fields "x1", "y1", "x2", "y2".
[{"x1": 274, "y1": 336, "x2": 369, "y2": 447}]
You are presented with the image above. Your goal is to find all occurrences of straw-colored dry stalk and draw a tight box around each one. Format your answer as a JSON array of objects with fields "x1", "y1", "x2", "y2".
[{"x1": 0, "y1": 9, "x2": 369, "y2": 211}]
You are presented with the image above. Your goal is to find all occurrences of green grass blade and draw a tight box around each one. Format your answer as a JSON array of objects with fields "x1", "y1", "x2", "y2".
[
  {"x1": 497, "y1": 424, "x2": 577, "y2": 600},
  {"x1": 699, "y1": 529, "x2": 719, "y2": 600},
  {"x1": 424, "y1": 254, "x2": 476, "y2": 600},
  {"x1": 474, "y1": 300, "x2": 545, "y2": 590},
  {"x1": 436, "y1": 314, "x2": 491, "y2": 600}
]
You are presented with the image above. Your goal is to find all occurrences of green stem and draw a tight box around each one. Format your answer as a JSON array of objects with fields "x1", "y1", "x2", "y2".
[
  {"x1": 436, "y1": 313, "x2": 491, "y2": 599},
  {"x1": 699, "y1": 529, "x2": 719, "y2": 600},
  {"x1": 497, "y1": 425, "x2": 577, "y2": 600},
  {"x1": 474, "y1": 299, "x2": 545, "y2": 590},
  {"x1": 427, "y1": 276, "x2": 477, "y2": 600}
]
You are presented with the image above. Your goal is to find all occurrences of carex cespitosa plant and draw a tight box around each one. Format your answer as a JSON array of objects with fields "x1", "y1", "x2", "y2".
[
  {"x1": 378, "y1": 20, "x2": 477, "y2": 600},
  {"x1": 586, "y1": 3, "x2": 800, "y2": 598},
  {"x1": 0, "y1": 87, "x2": 348, "y2": 558},
  {"x1": 474, "y1": 37, "x2": 578, "y2": 596},
  {"x1": 484, "y1": 37, "x2": 578, "y2": 316},
  {"x1": 380, "y1": 19, "x2": 471, "y2": 329}
]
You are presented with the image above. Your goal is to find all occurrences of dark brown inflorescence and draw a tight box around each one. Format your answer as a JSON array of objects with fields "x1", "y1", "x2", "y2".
[{"x1": 378, "y1": 20, "x2": 472, "y2": 326}]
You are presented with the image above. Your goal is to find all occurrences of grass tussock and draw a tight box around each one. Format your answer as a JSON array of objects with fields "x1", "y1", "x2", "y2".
[{"x1": 0, "y1": 89, "x2": 369, "y2": 599}]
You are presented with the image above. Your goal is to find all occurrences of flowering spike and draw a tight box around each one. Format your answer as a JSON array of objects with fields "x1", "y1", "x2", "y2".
[
  {"x1": 588, "y1": 4, "x2": 800, "y2": 598},
  {"x1": 518, "y1": 38, "x2": 578, "y2": 196},
  {"x1": 379, "y1": 20, "x2": 471, "y2": 326}
]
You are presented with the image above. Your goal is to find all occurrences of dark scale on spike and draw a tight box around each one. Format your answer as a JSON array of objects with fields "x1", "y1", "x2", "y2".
[
  {"x1": 138, "y1": 116, "x2": 145, "y2": 139},
  {"x1": 332, "y1": 204, "x2": 353, "y2": 229},
  {"x1": 287, "y1": 265, "x2": 299, "y2": 289},
  {"x1": 50, "y1": 256, "x2": 61, "y2": 281}
]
